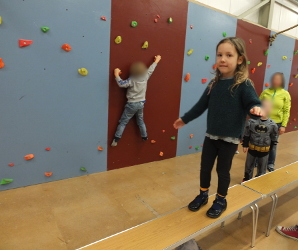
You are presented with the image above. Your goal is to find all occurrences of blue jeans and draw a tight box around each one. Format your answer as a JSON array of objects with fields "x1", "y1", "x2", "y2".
[
  {"x1": 114, "y1": 102, "x2": 147, "y2": 139},
  {"x1": 267, "y1": 123, "x2": 281, "y2": 168}
]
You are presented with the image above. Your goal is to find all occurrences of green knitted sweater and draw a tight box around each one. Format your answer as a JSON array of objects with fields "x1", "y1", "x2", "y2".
[{"x1": 181, "y1": 78, "x2": 261, "y2": 139}]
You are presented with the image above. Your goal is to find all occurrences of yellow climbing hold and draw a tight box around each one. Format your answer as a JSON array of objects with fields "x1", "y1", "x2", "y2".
[
  {"x1": 142, "y1": 41, "x2": 149, "y2": 49},
  {"x1": 282, "y1": 56, "x2": 287, "y2": 60},
  {"x1": 295, "y1": 74, "x2": 298, "y2": 79},
  {"x1": 0, "y1": 16, "x2": 2, "y2": 25},
  {"x1": 115, "y1": 36, "x2": 122, "y2": 44},
  {"x1": 187, "y1": 49, "x2": 194, "y2": 56},
  {"x1": 257, "y1": 62, "x2": 262, "y2": 66},
  {"x1": 78, "y1": 68, "x2": 88, "y2": 76}
]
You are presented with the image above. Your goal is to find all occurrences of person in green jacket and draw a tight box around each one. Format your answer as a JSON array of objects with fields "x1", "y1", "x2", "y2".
[{"x1": 259, "y1": 72, "x2": 291, "y2": 172}]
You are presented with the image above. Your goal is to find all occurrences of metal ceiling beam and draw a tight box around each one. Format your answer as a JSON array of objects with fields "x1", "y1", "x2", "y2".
[
  {"x1": 276, "y1": 0, "x2": 298, "y2": 14},
  {"x1": 268, "y1": 0, "x2": 275, "y2": 29},
  {"x1": 238, "y1": 0, "x2": 270, "y2": 19}
]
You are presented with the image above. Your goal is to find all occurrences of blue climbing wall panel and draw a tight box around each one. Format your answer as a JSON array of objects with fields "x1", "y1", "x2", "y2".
[
  {"x1": 0, "y1": 0, "x2": 111, "y2": 190},
  {"x1": 176, "y1": 2, "x2": 237, "y2": 156},
  {"x1": 263, "y1": 32, "x2": 296, "y2": 91}
]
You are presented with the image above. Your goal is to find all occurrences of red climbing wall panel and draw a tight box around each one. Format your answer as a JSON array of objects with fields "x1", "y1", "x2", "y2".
[
  {"x1": 107, "y1": 0, "x2": 188, "y2": 170},
  {"x1": 236, "y1": 20, "x2": 271, "y2": 95},
  {"x1": 287, "y1": 40, "x2": 298, "y2": 133}
]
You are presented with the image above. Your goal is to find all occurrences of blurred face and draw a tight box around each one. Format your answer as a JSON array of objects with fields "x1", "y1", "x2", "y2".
[
  {"x1": 216, "y1": 42, "x2": 243, "y2": 78},
  {"x1": 262, "y1": 100, "x2": 273, "y2": 118},
  {"x1": 130, "y1": 62, "x2": 147, "y2": 77},
  {"x1": 271, "y1": 74, "x2": 283, "y2": 88}
]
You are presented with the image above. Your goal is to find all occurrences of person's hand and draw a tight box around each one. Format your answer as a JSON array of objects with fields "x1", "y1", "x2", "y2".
[
  {"x1": 243, "y1": 147, "x2": 248, "y2": 153},
  {"x1": 114, "y1": 68, "x2": 121, "y2": 77},
  {"x1": 250, "y1": 106, "x2": 263, "y2": 116},
  {"x1": 173, "y1": 118, "x2": 185, "y2": 129},
  {"x1": 279, "y1": 127, "x2": 285, "y2": 135},
  {"x1": 155, "y1": 55, "x2": 161, "y2": 63}
]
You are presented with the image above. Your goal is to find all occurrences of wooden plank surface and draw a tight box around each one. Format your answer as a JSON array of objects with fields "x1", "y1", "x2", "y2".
[
  {"x1": 243, "y1": 162, "x2": 298, "y2": 195},
  {"x1": 78, "y1": 185, "x2": 261, "y2": 250}
]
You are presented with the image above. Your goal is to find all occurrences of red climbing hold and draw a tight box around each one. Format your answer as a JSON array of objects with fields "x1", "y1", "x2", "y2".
[
  {"x1": 101, "y1": 16, "x2": 107, "y2": 21},
  {"x1": 19, "y1": 39, "x2": 33, "y2": 47},
  {"x1": 251, "y1": 68, "x2": 256, "y2": 74},
  {"x1": 44, "y1": 172, "x2": 53, "y2": 177},
  {"x1": 190, "y1": 25, "x2": 193, "y2": 29},
  {"x1": 61, "y1": 43, "x2": 72, "y2": 51},
  {"x1": 159, "y1": 151, "x2": 164, "y2": 156},
  {"x1": 200, "y1": 145, "x2": 203, "y2": 147},
  {"x1": 156, "y1": 15, "x2": 160, "y2": 18},
  {"x1": 0, "y1": 58, "x2": 5, "y2": 68},
  {"x1": 189, "y1": 134, "x2": 194, "y2": 138},
  {"x1": 267, "y1": 65, "x2": 271, "y2": 68},
  {"x1": 189, "y1": 146, "x2": 193, "y2": 149},
  {"x1": 8, "y1": 163, "x2": 14, "y2": 167},
  {"x1": 45, "y1": 147, "x2": 51, "y2": 151},
  {"x1": 212, "y1": 64, "x2": 217, "y2": 69},
  {"x1": 289, "y1": 83, "x2": 294, "y2": 87},
  {"x1": 162, "y1": 130, "x2": 165, "y2": 133},
  {"x1": 201, "y1": 79, "x2": 208, "y2": 83},
  {"x1": 154, "y1": 18, "x2": 158, "y2": 23},
  {"x1": 265, "y1": 83, "x2": 269, "y2": 87},
  {"x1": 249, "y1": 39, "x2": 252, "y2": 44},
  {"x1": 293, "y1": 118, "x2": 297, "y2": 122},
  {"x1": 184, "y1": 73, "x2": 190, "y2": 82}
]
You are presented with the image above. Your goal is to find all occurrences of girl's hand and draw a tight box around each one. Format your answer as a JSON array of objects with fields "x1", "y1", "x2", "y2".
[
  {"x1": 173, "y1": 118, "x2": 185, "y2": 129},
  {"x1": 279, "y1": 127, "x2": 285, "y2": 135},
  {"x1": 114, "y1": 68, "x2": 121, "y2": 77},
  {"x1": 250, "y1": 106, "x2": 263, "y2": 116},
  {"x1": 243, "y1": 147, "x2": 248, "y2": 153}
]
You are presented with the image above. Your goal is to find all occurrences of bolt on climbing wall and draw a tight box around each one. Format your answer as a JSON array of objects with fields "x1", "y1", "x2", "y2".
[{"x1": 176, "y1": 2, "x2": 237, "y2": 157}]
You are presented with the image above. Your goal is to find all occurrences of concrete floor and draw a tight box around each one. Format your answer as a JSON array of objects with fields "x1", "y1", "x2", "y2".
[{"x1": 0, "y1": 131, "x2": 297, "y2": 250}]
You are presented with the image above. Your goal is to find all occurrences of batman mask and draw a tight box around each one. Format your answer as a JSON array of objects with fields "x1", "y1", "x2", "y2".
[{"x1": 255, "y1": 125, "x2": 268, "y2": 133}]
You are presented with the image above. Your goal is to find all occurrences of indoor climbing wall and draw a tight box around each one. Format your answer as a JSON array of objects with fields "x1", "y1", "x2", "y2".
[
  {"x1": 0, "y1": 0, "x2": 111, "y2": 190},
  {"x1": 236, "y1": 20, "x2": 271, "y2": 95},
  {"x1": 287, "y1": 40, "x2": 298, "y2": 133},
  {"x1": 176, "y1": 2, "x2": 237, "y2": 156},
  {"x1": 107, "y1": 0, "x2": 188, "y2": 170}
]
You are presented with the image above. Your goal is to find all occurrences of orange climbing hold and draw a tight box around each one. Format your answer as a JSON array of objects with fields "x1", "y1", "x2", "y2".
[
  {"x1": 8, "y1": 163, "x2": 14, "y2": 167},
  {"x1": 201, "y1": 79, "x2": 207, "y2": 83},
  {"x1": 189, "y1": 134, "x2": 194, "y2": 138},
  {"x1": 265, "y1": 83, "x2": 269, "y2": 87},
  {"x1": 24, "y1": 154, "x2": 34, "y2": 160},
  {"x1": 156, "y1": 15, "x2": 160, "y2": 18},
  {"x1": 162, "y1": 130, "x2": 165, "y2": 133},
  {"x1": 97, "y1": 146, "x2": 104, "y2": 151},
  {"x1": 151, "y1": 140, "x2": 156, "y2": 143},
  {"x1": 293, "y1": 118, "x2": 297, "y2": 122},
  {"x1": 19, "y1": 39, "x2": 33, "y2": 47},
  {"x1": 251, "y1": 68, "x2": 256, "y2": 74},
  {"x1": 154, "y1": 19, "x2": 158, "y2": 23},
  {"x1": 100, "y1": 16, "x2": 107, "y2": 21},
  {"x1": 212, "y1": 64, "x2": 217, "y2": 69},
  {"x1": 61, "y1": 43, "x2": 72, "y2": 51},
  {"x1": 45, "y1": 147, "x2": 51, "y2": 151},
  {"x1": 159, "y1": 151, "x2": 164, "y2": 156},
  {"x1": 44, "y1": 172, "x2": 53, "y2": 177},
  {"x1": 289, "y1": 83, "x2": 294, "y2": 87},
  {"x1": 267, "y1": 65, "x2": 271, "y2": 68},
  {"x1": 184, "y1": 73, "x2": 190, "y2": 82},
  {"x1": 0, "y1": 58, "x2": 5, "y2": 68}
]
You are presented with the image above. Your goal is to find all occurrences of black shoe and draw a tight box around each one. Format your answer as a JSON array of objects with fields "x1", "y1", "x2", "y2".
[
  {"x1": 142, "y1": 137, "x2": 148, "y2": 141},
  {"x1": 206, "y1": 199, "x2": 227, "y2": 218},
  {"x1": 188, "y1": 195, "x2": 208, "y2": 212}
]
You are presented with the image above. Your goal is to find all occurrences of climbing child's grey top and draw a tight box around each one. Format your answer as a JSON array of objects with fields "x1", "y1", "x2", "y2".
[{"x1": 115, "y1": 62, "x2": 157, "y2": 103}]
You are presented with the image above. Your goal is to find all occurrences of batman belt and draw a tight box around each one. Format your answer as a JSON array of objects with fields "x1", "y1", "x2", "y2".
[{"x1": 249, "y1": 142, "x2": 270, "y2": 152}]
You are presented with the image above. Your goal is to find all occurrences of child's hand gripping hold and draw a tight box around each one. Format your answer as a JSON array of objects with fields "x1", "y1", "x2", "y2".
[
  {"x1": 155, "y1": 55, "x2": 161, "y2": 63},
  {"x1": 114, "y1": 68, "x2": 121, "y2": 77}
]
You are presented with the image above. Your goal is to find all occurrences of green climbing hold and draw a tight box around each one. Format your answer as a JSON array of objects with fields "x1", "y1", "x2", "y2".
[
  {"x1": 80, "y1": 167, "x2": 87, "y2": 172},
  {"x1": 264, "y1": 49, "x2": 269, "y2": 56},
  {"x1": 0, "y1": 179, "x2": 14, "y2": 185},
  {"x1": 131, "y1": 21, "x2": 138, "y2": 27},
  {"x1": 41, "y1": 27, "x2": 50, "y2": 33},
  {"x1": 295, "y1": 126, "x2": 297, "y2": 129},
  {"x1": 294, "y1": 50, "x2": 298, "y2": 55},
  {"x1": 195, "y1": 146, "x2": 199, "y2": 150},
  {"x1": 205, "y1": 55, "x2": 209, "y2": 61},
  {"x1": 168, "y1": 17, "x2": 173, "y2": 23},
  {"x1": 222, "y1": 32, "x2": 227, "y2": 37},
  {"x1": 171, "y1": 136, "x2": 176, "y2": 140},
  {"x1": 247, "y1": 61, "x2": 251, "y2": 65}
]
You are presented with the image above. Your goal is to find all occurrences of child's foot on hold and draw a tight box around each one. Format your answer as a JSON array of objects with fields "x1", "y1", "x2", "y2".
[
  {"x1": 276, "y1": 225, "x2": 298, "y2": 241},
  {"x1": 142, "y1": 137, "x2": 148, "y2": 141},
  {"x1": 111, "y1": 137, "x2": 120, "y2": 147},
  {"x1": 188, "y1": 189, "x2": 209, "y2": 212},
  {"x1": 206, "y1": 194, "x2": 227, "y2": 218}
]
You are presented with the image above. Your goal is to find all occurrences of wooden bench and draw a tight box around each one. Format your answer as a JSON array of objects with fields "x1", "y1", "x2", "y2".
[
  {"x1": 242, "y1": 161, "x2": 298, "y2": 237},
  {"x1": 77, "y1": 185, "x2": 262, "y2": 250}
]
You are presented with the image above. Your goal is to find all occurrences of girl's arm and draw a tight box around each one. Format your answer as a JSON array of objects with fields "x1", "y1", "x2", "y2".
[
  {"x1": 281, "y1": 92, "x2": 291, "y2": 127},
  {"x1": 241, "y1": 80, "x2": 262, "y2": 118}
]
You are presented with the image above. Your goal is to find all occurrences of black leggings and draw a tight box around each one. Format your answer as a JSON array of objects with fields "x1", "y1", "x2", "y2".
[{"x1": 200, "y1": 136, "x2": 238, "y2": 196}]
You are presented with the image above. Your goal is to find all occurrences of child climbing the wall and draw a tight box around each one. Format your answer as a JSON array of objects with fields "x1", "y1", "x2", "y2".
[
  {"x1": 242, "y1": 99, "x2": 278, "y2": 181},
  {"x1": 111, "y1": 55, "x2": 161, "y2": 146},
  {"x1": 173, "y1": 37, "x2": 262, "y2": 219}
]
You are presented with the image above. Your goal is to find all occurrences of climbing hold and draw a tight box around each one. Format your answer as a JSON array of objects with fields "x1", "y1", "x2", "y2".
[
  {"x1": 249, "y1": 39, "x2": 252, "y2": 44},
  {"x1": 100, "y1": 16, "x2": 107, "y2": 21},
  {"x1": 294, "y1": 74, "x2": 298, "y2": 78},
  {"x1": 80, "y1": 167, "x2": 87, "y2": 171},
  {"x1": 171, "y1": 136, "x2": 176, "y2": 140},
  {"x1": 159, "y1": 151, "x2": 164, "y2": 156},
  {"x1": 201, "y1": 79, "x2": 208, "y2": 84},
  {"x1": 131, "y1": 21, "x2": 138, "y2": 27},
  {"x1": 40, "y1": 27, "x2": 50, "y2": 33},
  {"x1": 289, "y1": 83, "x2": 294, "y2": 87},
  {"x1": 156, "y1": 15, "x2": 161, "y2": 18},
  {"x1": 292, "y1": 118, "x2": 296, "y2": 122},
  {"x1": 190, "y1": 25, "x2": 193, "y2": 29},
  {"x1": 24, "y1": 154, "x2": 34, "y2": 160},
  {"x1": 8, "y1": 163, "x2": 14, "y2": 167},
  {"x1": 97, "y1": 146, "x2": 104, "y2": 151},
  {"x1": 162, "y1": 130, "x2": 165, "y2": 133},
  {"x1": 200, "y1": 145, "x2": 203, "y2": 147},
  {"x1": 282, "y1": 56, "x2": 287, "y2": 60},
  {"x1": 205, "y1": 55, "x2": 209, "y2": 61},
  {"x1": 189, "y1": 134, "x2": 194, "y2": 138},
  {"x1": 264, "y1": 49, "x2": 269, "y2": 56},
  {"x1": 251, "y1": 68, "x2": 256, "y2": 74},
  {"x1": 187, "y1": 49, "x2": 194, "y2": 56},
  {"x1": 44, "y1": 172, "x2": 53, "y2": 177},
  {"x1": 168, "y1": 17, "x2": 173, "y2": 23},
  {"x1": 19, "y1": 39, "x2": 33, "y2": 47},
  {"x1": 265, "y1": 83, "x2": 269, "y2": 87},
  {"x1": 0, "y1": 179, "x2": 14, "y2": 185},
  {"x1": 295, "y1": 126, "x2": 297, "y2": 129},
  {"x1": 142, "y1": 41, "x2": 149, "y2": 49},
  {"x1": 294, "y1": 50, "x2": 298, "y2": 55},
  {"x1": 267, "y1": 65, "x2": 271, "y2": 68},
  {"x1": 61, "y1": 43, "x2": 72, "y2": 51},
  {"x1": 0, "y1": 58, "x2": 5, "y2": 69},
  {"x1": 257, "y1": 62, "x2": 262, "y2": 67},
  {"x1": 184, "y1": 73, "x2": 190, "y2": 82},
  {"x1": 115, "y1": 36, "x2": 122, "y2": 44},
  {"x1": 78, "y1": 68, "x2": 88, "y2": 76},
  {"x1": 247, "y1": 61, "x2": 250, "y2": 65},
  {"x1": 0, "y1": 16, "x2": 2, "y2": 25},
  {"x1": 212, "y1": 64, "x2": 217, "y2": 69},
  {"x1": 154, "y1": 18, "x2": 158, "y2": 23},
  {"x1": 45, "y1": 147, "x2": 51, "y2": 151},
  {"x1": 222, "y1": 32, "x2": 227, "y2": 37},
  {"x1": 189, "y1": 146, "x2": 193, "y2": 149},
  {"x1": 195, "y1": 146, "x2": 199, "y2": 150},
  {"x1": 151, "y1": 140, "x2": 156, "y2": 144}
]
